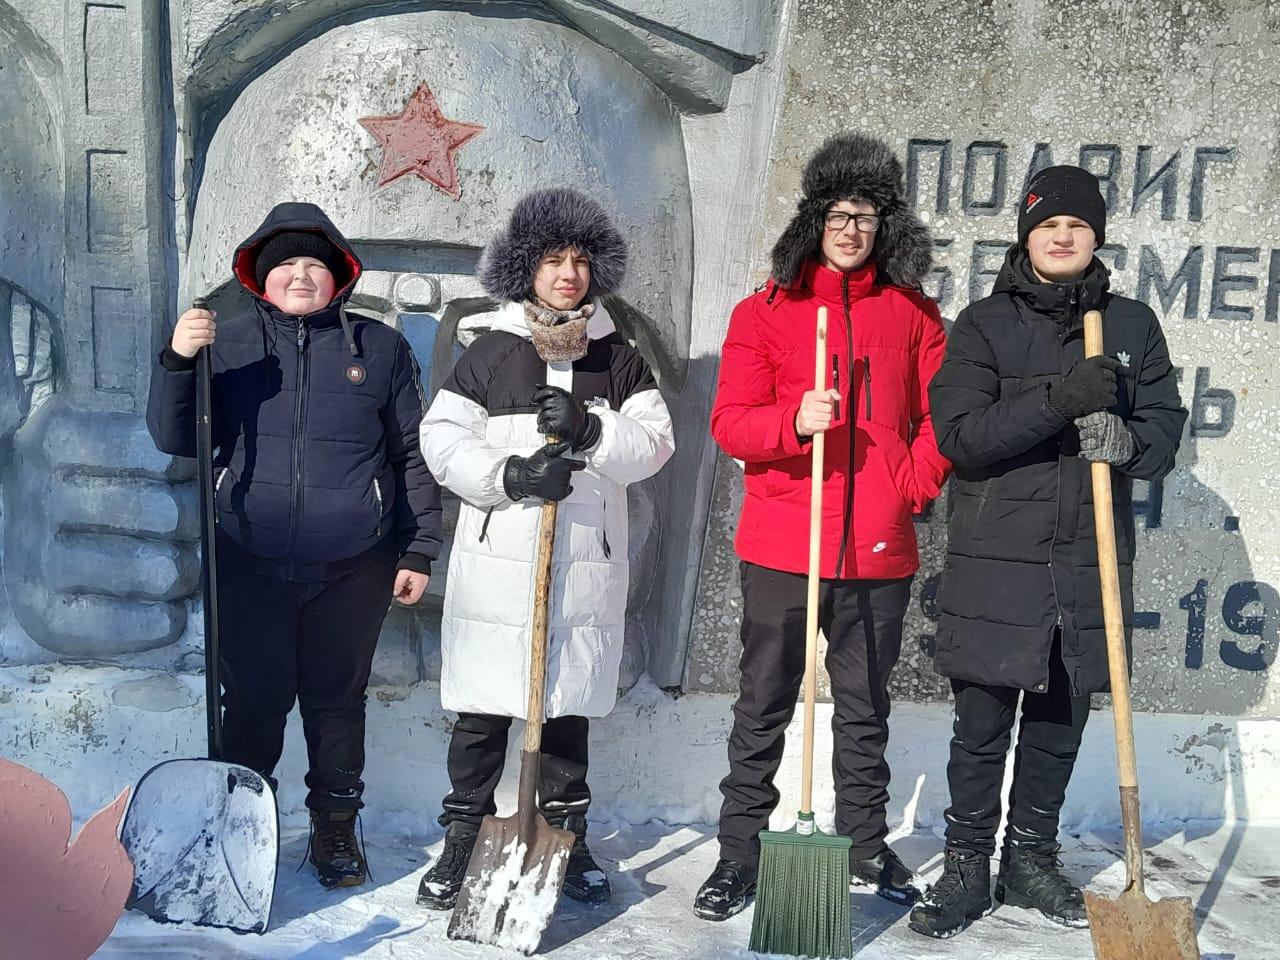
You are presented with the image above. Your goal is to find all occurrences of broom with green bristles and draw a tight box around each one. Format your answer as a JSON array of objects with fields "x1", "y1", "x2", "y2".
[{"x1": 748, "y1": 305, "x2": 853, "y2": 960}]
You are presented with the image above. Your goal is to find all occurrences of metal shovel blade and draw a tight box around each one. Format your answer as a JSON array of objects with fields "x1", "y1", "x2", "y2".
[
  {"x1": 446, "y1": 808, "x2": 574, "y2": 955},
  {"x1": 120, "y1": 758, "x2": 278, "y2": 934},
  {"x1": 1084, "y1": 887, "x2": 1201, "y2": 960}
]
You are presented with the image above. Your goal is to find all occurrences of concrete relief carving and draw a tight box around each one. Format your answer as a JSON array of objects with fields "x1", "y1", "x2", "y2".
[
  {"x1": 0, "y1": 0, "x2": 777, "y2": 695},
  {"x1": 170, "y1": 6, "x2": 758, "y2": 689}
]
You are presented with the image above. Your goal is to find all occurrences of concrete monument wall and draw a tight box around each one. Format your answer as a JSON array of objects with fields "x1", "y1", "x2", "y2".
[{"x1": 688, "y1": 0, "x2": 1280, "y2": 720}]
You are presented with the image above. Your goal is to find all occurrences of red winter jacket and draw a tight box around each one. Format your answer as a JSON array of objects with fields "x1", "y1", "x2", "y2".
[{"x1": 711, "y1": 260, "x2": 950, "y2": 580}]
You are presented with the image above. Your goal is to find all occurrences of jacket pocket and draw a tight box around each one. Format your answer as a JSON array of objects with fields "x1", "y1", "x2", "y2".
[
  {"x1": 861, "y1": 422, "x2": 914, "y2": 509},
  {"x1": 974, "y1": 477, "x2": 994, "y2": 528}
]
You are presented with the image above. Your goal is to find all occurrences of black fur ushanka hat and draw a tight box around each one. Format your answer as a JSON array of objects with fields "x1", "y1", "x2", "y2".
[{"x1": 770, "y1": 132, "x2": 933, "y2": 289}]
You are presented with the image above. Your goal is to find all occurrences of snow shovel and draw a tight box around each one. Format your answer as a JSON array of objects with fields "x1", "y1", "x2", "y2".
[
  {"x1": 749, "y1": 306, "x2": 852, "y2": 960},
  {"x1": 447, "y1": 443, "x2": 575, "y2": 955},
  {"x1": 119, "y1": 298, "x2": 279, "y2": 935},
  {"x1": 1080, "y1": 309, "x2": 1200, "y2": 960}
]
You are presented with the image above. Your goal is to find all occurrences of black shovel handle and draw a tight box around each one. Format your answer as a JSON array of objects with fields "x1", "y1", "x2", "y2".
[{"x1": 193, "y1": 297, "x2": 222, "y2": 762}]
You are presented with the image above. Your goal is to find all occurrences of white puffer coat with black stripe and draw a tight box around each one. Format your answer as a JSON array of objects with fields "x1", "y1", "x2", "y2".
[{"x1": 420, "y1": 300, "x2": 674, "y2": 719}]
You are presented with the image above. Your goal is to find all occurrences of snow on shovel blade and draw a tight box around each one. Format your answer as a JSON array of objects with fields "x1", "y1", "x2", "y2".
[
  {"x1": 1084, "y1": 888, "x2": 1201, "y2": 960},
  {"x1": 447, "y1": 810, "x2": 573, "y2": 955},
  {"x1": 121, "y1": 758, "x2": 278, "y2": 934}
]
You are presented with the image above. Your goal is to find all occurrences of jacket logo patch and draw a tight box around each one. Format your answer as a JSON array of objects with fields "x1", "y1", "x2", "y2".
[
  {"x1": 873, "y1": 541, "x2": 887, "y2": 553},
  {"x1": 345, "y1": 363, "x2": 367, "y2": 385},
  {"x1": 1116, "y1": 350, "x2": 1131, "y2": 367},
  {"x1": 1025, "y1": 192, "x2": 1043, "y2": 213},
  {"x1": 586, "y1": 396, "x2": 611, "y2": 411}
]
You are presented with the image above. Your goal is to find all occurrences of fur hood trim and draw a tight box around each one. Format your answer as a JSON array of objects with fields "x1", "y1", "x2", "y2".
[{"x1": 478, "y1": 188, "x2": 628, "y2": 303}]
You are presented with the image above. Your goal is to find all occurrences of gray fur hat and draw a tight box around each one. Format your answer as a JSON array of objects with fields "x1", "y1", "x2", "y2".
[
  {"x1": 478, "y1": 188, "x2": 628, "y2": 302},
  {"x1": 770, "y1": 132, "x2": 933, "y2": 289}
]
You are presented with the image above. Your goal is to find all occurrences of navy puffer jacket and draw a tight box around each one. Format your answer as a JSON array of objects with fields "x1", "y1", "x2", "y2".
[{"x1": 147, "y1": 202, "x2": 443, "y2": 578}]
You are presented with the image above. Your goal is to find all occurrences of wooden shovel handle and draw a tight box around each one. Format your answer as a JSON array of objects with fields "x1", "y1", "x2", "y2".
[
  {"x1": 800, "y1": 308, "x2": 828, "y2": 816},
  {"x1": 523, "y1": 436, "x2": 561, "y2": 756},
  {"x1": 1084, "y1": 310, "x2": 1145, "y2": 892}
]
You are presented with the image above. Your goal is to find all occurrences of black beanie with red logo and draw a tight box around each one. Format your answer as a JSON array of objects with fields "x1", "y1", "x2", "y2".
[{"x1": 1017, "y1": 165, "x2": 1106, "y2": 247}]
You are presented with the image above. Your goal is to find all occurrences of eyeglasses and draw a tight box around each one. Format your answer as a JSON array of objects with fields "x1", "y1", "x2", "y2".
[{"x1": 824, "y1": 211, "x2": 881, "y2": 233}]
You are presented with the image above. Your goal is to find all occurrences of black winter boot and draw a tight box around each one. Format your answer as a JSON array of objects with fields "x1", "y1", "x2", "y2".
[
  {"x1": 907, "y1": 848, "x2": 993, "y2": 939},
  {"x1": 417, "y1": 822, "x2": 479, "y2": 910},
  {"x1": 693, "y1": 859, "x2": 757, "y2": 921},
  {"x1": 308, "y1": 810, "x2": 368, "y2": 889},
  {"x1": 850, "y1": 846, "x2": 922, "y2": 904},
  {"x1": 994, "y1": 840, "x2": 1088, "y2": 927},
  {"x1": 555, "y1": 814, "x2": 611, "y2": 905}
]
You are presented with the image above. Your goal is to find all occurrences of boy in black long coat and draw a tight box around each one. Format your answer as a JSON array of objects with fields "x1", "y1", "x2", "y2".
[{"x1": 910, "y1": 167, "x2": 1186, "y2": 938}]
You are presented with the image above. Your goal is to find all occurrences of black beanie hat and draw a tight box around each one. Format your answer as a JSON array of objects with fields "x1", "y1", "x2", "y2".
[
  {"x1": 1017, "y1": 165, "x2": 1106, "y2": 247},
  {"x1": 254, "y1": 230, "x2": 347, "y2": 290}
]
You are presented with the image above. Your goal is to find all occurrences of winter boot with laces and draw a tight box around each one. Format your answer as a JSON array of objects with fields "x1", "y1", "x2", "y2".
[
  {"x1": 553, "y1": 814, "x2": 612, "y2": 905},
  {"x1": 416, "y1": 821, "x2": 479, "y2": 910},
  {"x1": 693, "y1": 858, "x2": 757, "y2": 921},
  {"x1": 994, "y1": 840, "x2": 1088, "y2": 927},
  {"x1": 309, "y1": 810, "x2": 368, "y2": 889},
  {"x1": 907, "y1": 848, "x2": 993, "y2": 939}
]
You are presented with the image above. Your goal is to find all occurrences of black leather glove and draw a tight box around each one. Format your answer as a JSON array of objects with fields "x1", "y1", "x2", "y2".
[
  {"x1": 502, "y1": 441, "x2": 586, "y2": 502},
  {"x1": 533, "y1": 384, "x2": 602, "y2": 452},
  {"x1": 1048, "y1": 355, "x2": 1126, "y2": 420}
]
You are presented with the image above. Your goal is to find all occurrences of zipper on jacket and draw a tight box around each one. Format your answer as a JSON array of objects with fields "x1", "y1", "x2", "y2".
[
  {"x1": 213, "y1": 467, "x2": 228, "y2": 524},
  {"x1": 862, "y1": 354, "x2": 873, "y2": 421},
  {"x1": 832, "y1": 273, "x2": 857, "y2": 576},
  {"x1": 373, "y1": 477, "x2": 383, "y2": 537},
  {"x1": 601, "y1": 497, "x2": 612, "y2": 559},
  {"x1": 287, "y1": 318, "x2": 309, "y2": 578},
  {"x1": 1048, "y1": 300, "x2": 1069, "y2": 653},
  {"x1": 478, "y1": 506, "x2": 494, "y2": 543}
]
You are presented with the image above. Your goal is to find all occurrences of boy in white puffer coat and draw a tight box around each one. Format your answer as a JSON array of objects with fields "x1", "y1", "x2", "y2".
[{"x1": 416, "y1": 188, "x2": 674, "y2": 909}]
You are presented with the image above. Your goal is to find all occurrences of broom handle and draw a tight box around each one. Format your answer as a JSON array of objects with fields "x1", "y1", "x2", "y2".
[
  {"x1": 1084, "y1": 310, "x2": 1144, "y2": 894},
  {"x1": 800, "y1": 307, "x2": 828, "y2": 816}
]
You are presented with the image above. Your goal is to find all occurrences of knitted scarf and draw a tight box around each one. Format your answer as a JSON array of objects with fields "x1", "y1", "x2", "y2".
[{"x1": 522, "y1": 298, "x2": 593, "y2": 363}]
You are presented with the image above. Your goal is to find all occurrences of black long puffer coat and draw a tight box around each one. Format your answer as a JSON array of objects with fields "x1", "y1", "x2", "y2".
[{"x1": 928, "y1": 247, "x2": 1186, "y2": 695}]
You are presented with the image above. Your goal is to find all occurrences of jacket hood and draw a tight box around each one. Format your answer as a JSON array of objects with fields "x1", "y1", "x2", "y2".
[
  {"x1": 477, "y1": 299, "x2": 618, "y2": 343},
  {"x1": 770, "y1": 133, "x2": 933, "y2": 290},
  {"x1": 478, "y1": 188, "x2": 627, "y2": 303},
  {"x1": 992, "y1": 245, "x2": 1110, "y2": 322},
  {"x1": 232, "y1": 202, "x2": 363, "y2": 304}
]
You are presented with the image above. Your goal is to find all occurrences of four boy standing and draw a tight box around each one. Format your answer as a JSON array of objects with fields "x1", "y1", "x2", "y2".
[{"x1": 150, "y1": 148, "x2": 1185, "y2": 941}]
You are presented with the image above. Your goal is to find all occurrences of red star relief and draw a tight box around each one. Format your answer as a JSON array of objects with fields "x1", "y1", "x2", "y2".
[{"x1": 358, "y1": 83, "x2": 485, "y2": 199}]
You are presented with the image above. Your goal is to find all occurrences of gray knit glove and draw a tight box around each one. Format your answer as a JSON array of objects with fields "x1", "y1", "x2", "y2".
[{"x1": 1076, "y1": 412, "x2": 1134, "y2": 465}]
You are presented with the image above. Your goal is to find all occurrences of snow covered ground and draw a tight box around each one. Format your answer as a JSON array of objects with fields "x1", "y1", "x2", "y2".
[
  {"x1": 6, "y1": 666, "x2": 1276, "y2": 957},
  {"x1": 95, "y1": 819, "x2": 1278, "y2": 959}
]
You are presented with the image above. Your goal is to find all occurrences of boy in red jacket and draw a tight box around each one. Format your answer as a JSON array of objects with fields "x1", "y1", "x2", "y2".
[{"x1": 694, "y1": 133, "x2": 950, "y2": 920}]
